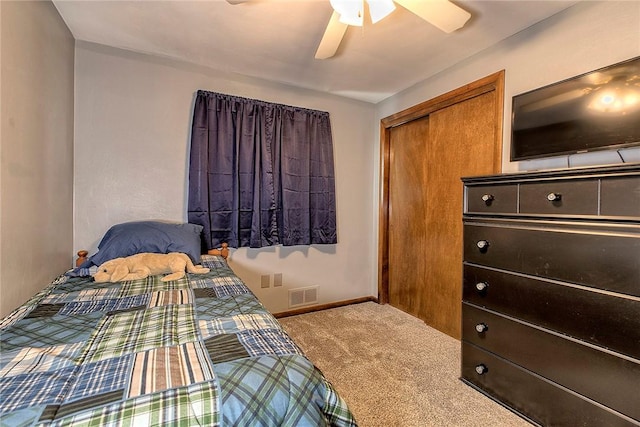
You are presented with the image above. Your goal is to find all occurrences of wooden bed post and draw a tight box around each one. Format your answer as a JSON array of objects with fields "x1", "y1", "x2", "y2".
[
  {"x1": 207, "y1": 243, "x2": 229, "y2": 261},
  {"x1": 76, "y1": 250, "x2": 89, "y2": 267}
]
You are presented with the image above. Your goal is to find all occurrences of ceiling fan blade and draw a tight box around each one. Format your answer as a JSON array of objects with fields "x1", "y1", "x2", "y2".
[
  {"x1": 394, "y1": 0, "x2": 471, "y2": 33},
  {"x1": 226, "y1": 0, "x2": 250, "y2": 4},
  {"x1": 315, "y1": 11, "x2": 349, "y2": 60}
]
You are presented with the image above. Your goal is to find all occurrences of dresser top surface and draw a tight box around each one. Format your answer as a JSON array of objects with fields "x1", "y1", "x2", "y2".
[{"x1": 462, "y1": 163, "x2": 640, "y2": 184}]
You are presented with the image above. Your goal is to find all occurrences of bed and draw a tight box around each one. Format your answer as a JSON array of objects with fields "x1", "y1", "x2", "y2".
[{"x1": 0, "y1": 221, "x2": 357, "y2": 426}]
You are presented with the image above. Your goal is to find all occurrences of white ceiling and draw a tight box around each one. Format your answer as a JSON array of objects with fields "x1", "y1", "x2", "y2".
[{"x1": 53, "y1": 0, "x2": 578, "y2": 103}]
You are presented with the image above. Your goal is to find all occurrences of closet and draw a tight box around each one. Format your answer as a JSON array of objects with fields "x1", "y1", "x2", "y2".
[{"x1": 379, "y1": 71, "x2": 504, "y2": 339}]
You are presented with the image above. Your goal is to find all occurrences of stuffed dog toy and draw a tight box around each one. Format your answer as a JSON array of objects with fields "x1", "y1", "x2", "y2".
[{"x1": 93, "y1": 252, "x2": 209, "y2": 283}]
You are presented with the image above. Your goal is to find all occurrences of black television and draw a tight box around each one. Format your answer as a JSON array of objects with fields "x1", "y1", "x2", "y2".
[{"x1": 511, "y1": 56, "x2": 640, "y2": 161}]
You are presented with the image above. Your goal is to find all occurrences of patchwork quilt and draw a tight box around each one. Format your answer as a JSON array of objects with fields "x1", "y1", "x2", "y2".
[{"x1": 0, "y1": 255, "x2": 357, "y2": 427}]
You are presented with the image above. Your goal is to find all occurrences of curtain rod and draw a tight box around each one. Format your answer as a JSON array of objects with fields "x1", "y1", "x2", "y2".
[{"x1": 196, "y1": 90, "x2": 330, "y2": 116}]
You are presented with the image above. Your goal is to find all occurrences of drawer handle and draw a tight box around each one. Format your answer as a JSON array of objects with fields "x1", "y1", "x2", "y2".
[
  {"x1": 475, "y1": 282, "x2": 489, "y2": 292},
  {"x1": 481, "y1": 194, "x2": 494, "y2": 204},
  {"x1": 547, "y1": 192, "x2": 562, "y2": 202},
  {"x1": 475, "y1": 323, "x2": 489, "y2": 333},
  {"x1": 475, "y1": 364, "x2": 488, "y2": 375},
  {"x1": 476, "y1": 240, "x2": 490, "y2": 251}
]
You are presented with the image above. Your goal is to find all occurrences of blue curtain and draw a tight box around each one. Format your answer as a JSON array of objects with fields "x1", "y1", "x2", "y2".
[{"x1": 188, "y1": 90, "x2": 337, "y2": 249}]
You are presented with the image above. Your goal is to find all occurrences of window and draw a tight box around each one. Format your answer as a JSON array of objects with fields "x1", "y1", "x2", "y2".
[{"x1": 188, "y1": 91, "x2": 337, "y2": 249}]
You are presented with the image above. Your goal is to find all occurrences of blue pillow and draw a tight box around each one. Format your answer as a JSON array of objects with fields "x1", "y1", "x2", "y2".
[{"x1": 86, "y1": 221, "x2": 204, "y2": 266}]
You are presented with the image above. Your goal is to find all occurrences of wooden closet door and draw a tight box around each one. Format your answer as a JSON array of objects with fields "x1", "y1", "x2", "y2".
[
  {"x1": 387, "y1": 90, "x2": 499, "y2": 339},
  {"x1": 388, "y1": 117, "x2": 430, "y2": 319},
  {"x1": 423, "y1": 91, "x2": 498, "y2": 338}
]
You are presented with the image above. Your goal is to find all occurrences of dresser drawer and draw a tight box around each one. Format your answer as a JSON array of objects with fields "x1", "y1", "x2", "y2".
[
  {"x1": 519, "y1": 179, "x2": 599, "y2": 216},
  {"x1": 461, "y1": 342, "x2": 638, "y2": 427},
  {"x1": 601, "y1": 176, "x2": 640, "y2": 218},
  {"x1": 462, "y1": 264, "x2": 640, "y2": 359},
  {"x1": 463, "y1": 303, "x2": 640, "y2": 421},
  {"x1": 466, "y1": 184, "x2": 518, "y2": 214},
  {"x1": 464, "y1": 222, "x2": 640, "y2": 297}
]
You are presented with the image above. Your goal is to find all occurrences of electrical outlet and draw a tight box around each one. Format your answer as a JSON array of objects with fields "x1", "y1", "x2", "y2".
[
  {"x1": 273, "y1": 273, "x2": 283, "y2": 287},
  {"x1": 260, "y1": 275, "x2": 270, "y2": 288}
]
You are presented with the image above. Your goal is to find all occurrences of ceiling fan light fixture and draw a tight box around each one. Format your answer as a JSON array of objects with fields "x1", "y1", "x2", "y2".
[
  {"x1": 330, "y1": 0, "x2": 364, "y2": 26},
  {"x1": 368, "y1": 0, "x2": 396, "y2": 24},
  {"x1": 329, "y1": 0, "x2": 395, "y2": 26}
]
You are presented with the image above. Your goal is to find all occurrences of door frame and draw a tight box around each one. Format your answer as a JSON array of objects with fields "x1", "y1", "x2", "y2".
[{"x1": 377, "y1": 71, "x2": 505, "y2": 303}]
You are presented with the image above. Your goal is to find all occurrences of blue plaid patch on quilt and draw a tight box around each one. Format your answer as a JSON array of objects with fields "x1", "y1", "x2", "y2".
[{"x1": 0, "y1": 255, "x2": 357, "y2": 426}]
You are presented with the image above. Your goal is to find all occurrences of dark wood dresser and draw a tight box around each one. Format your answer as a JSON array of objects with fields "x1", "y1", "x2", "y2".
[{"x1": 461, "y1": 164, "x2": 640, "y2": 426}]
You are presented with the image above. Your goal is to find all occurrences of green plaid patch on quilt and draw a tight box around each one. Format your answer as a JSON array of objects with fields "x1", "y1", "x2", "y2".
[{"x1": 0, "y1": 255, "x2": 357, "y2": 427}]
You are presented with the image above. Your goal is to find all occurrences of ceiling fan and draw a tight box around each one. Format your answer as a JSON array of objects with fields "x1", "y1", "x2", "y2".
[
  {"x1": 226, "y1": 0, "x2": 471, "y2": 60},
  {"x1": 316, "y1": 0, "x2": 470, "y2": 59}
]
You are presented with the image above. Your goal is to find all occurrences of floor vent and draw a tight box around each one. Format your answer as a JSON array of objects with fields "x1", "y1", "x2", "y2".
[{"x1": 289, "y1": 286, "x2": 319, "y2": 308}]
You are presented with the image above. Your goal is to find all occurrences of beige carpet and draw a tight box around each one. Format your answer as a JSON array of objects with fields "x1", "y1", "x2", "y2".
[{"x1": 279, "y1": 302, "x2": 532, "y2": 427}]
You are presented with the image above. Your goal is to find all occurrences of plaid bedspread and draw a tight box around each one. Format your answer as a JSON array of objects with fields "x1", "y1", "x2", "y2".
[{"x1": 0, "y1": 255, "x2": 357, "y2": 427}]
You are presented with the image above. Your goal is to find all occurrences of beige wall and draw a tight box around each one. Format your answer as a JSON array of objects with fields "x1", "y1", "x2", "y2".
[
  {"x1": 73, "y1": 42, "x2": 376, "y2": 313},
  {"x1": 0, "y1": 1, "x2": 75, "y2": 317}
]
